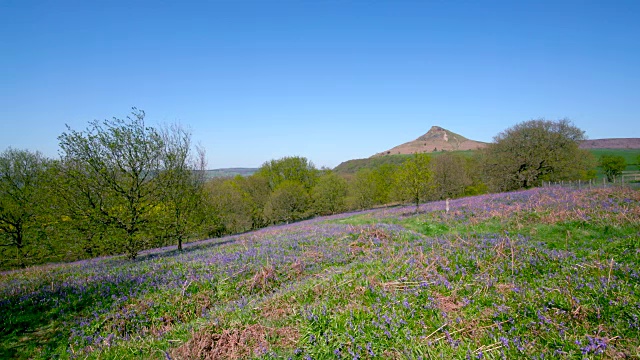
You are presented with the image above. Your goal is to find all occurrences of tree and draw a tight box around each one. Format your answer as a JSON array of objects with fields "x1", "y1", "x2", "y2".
[
  {"x1": 429, "y1": 153, "x2": 472, "y2": 200},
  {"x1": 347, "y1": 169, "x2": 376, "y2": 210},
  {"x1": 0, "y1": 148, "x2": 49, "y2": 268},
  {"x1": 156, "y1": 124, "x2": 207, "y2": 251},
  {"x1": 205, "y1": 178, "x2": 254, "y2": 235},
  {"x1": 371, "y1": 164, "x2": 398, "y2": 205},
  {"x1": 234, "y1": 175, "x2": 270, "y2": 229},
  {"x1": 312, "y1": 172, "x2": 348, "y2": 215},
  {"x1": 256, "y1": 156, "x2": 318, "y2": 191},
  {"x1": 395, "y1": 153, "x2": 433, "y2": 212},
  {"x1": 264, "y1": 181, "x2": 310, "y2": 224},
  {"x1": 58, "y1": 108, "x2": 167, "y2": 259},
  {"x1": 600, "y1": 155, "x2": 626, "y2": 182},
  {"x1": 482, "y1": 119, "x2": 593, "y2": 191}
]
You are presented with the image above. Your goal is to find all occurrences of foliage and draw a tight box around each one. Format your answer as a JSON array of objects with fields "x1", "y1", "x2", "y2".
[
  {"x1": 233, "y1": 175, "x2": 271, "y2": 229},
  {"x1": 370, "y1": 163, "x2": 398, "y2": 204},
  {"x1": 155, "y1": 125, "x2": 207, "y2": 250},
  {"x1": 599, "y1": 154, "x2": 626, "y2": 182},
  {"x1": 334, "y1": 151, "x2": 478, "y2": 175},
  {"x1": 311, "y1": 172, "x2": 348, "y2": 215},
  {"x1": 394, "y1": 153, "x2": 433, "y2": 210},
  {"x1": 204, "y1": 178, "x2": 254, "y2": 235},
  {"x1": 347, "y1": 169, "x2": 376, "y2": 210},
  {"x1": 2, "y1": 187, "x2": 639, "y2": 359},
  {"x1": 482, "y1": 118, "x2": 594, "y2": 191},
  {"x1": 429, "y1": 152, "x2": 472, "y2": 200},
  {"x1": 57, "y1": 109, "x2": 202, "y2": 260},
  {"x1": 263, "y1": 180, "x2": 311, "y2": 224},
  {"x1": 334, "y1": 154, "x2": 411, "y2": 174},
  {"x1": 256, "y1": 156, "x2": 318, "y2": 191},
  {"x1": 0, "y1": 148, "x2": 50, "y2": 268}
]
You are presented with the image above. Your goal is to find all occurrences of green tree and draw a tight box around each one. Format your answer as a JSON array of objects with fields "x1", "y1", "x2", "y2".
[
  {"x1": 205, "y1": 178, "x2": 254, "y2": 235},
  {"x1": 312, "y1": 172, "x2": 348, "y2": 215},
  {"x1": 429, "y1": 153, "x2": 472, "y2": 200},
  {"x1": 482, "y1": 119, "x2": 592, "y2": 191},
  {"x1": 600, "y1": 155, "x2": 626, "y2": 182},
  {"x1": 156, "y1": 125, "x2": 207, "y2": 251},
  {"x1": 58, "y1": 108, "x2": 167, "y2": 259},
  {"x1": 0, "y1": 148, "x2": 49, "y2": 268},
  {"x1": 256, "y1": 156, "x2": 318, "y2": 191},
  {"x1": 347, "y1": 169, "x2": 376, "y2": 210},
  {"x1": 235, "y1": 175, "x2": 270, "y2": 229},
  {"x1": 395, "y1": 153, "x2": 433, "y2": 212},
  {"x1": 371, "y1": 164, "x2": 398, "y2": 205},
  {"x1": 264, "y1": 181, "x2": 310, "y2": 224}
]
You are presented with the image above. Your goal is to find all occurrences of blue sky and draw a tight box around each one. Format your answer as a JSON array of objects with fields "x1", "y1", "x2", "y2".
[{"x1": 1, "y1": 1, "x2": 639, "y2": 168}]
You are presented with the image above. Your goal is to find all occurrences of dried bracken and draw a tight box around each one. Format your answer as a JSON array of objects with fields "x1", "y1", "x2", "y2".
[{"x1": 172, "y1": 324, "x2": 299, "y2": 360}]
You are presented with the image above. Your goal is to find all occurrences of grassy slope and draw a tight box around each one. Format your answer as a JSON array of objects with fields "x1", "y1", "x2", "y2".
[
  {"x1": 334, "y1": 149, "x2": 640, "y2": 178},
  {"x1": 334, "y1": 151, "x2": 476, "y2": 174},
  {"x1": 1, "y1": 187, "x2": 639, "y2": 359}
]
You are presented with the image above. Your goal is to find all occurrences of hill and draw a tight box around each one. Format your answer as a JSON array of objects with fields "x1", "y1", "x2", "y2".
[
  {"x1": 204, "y1": 167, "x2": 258, "y2": 179},
  {"x1": 374, "y1": 126, "x2": 488, "y2": 156},
  {"x1": 579, "y1": 138, "x2": 640, "y2": 149}
]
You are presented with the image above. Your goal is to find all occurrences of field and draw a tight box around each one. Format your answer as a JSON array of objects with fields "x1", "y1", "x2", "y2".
[
  {"x1": 1, "y1": 187, "x2": 639, "y2": 359},
  {"x1": 590, "y1": 149, "x2": 640, "y2": 179}
]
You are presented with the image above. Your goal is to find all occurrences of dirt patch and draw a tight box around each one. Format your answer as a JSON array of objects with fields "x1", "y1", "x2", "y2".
[
  {"x1": 435, "y1": 294, "x2": 462, "y2": 313},
  {"x1": 260, "y1": 295, "x2": 296, "y2": 320},
  {"x1": 172, "y1": 323, "x2": 299, "y2": 359}
]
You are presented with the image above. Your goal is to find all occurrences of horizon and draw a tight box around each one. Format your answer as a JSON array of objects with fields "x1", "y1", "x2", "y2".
[{"x1": 2, "y1": 1, "x2": 639, "y2": 168}]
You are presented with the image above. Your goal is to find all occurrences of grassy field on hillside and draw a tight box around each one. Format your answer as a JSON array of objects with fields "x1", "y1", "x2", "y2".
[
  {"x1": 334, "y1": 151, "x2": 476, "y2": 174},
  {"x1": 591, "y1": 149, "x2": 640, "y2": 180},
  {"x1": 1, "y1": 187, "x2": 639, "y2": 359},
  {"x1": 590, "y1": 149, "x2": 640, "y2": 166}
]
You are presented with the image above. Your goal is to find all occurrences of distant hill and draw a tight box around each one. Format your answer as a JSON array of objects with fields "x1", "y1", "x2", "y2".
[
  {"x1": 579, "y1": 138, "x2": 640, "y2": 149},
  {"x1": 204, "y1": 168, "x2": 258, "y2": 179},
  {"x1": 374, "y1": 126, "x2": 488, "y2": 156}
]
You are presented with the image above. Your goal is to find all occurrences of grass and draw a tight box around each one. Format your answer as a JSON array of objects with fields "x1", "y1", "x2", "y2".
[
  {"x1": 1, "y1": 187, "x2": 639, "y2": 359},
  {"x1": 589, "y1": 149, "x2": 640, "y2": 167},
  {"x1": 590, "y1": 149, "x2": 640, "y2": 180},
  {"x1": 333, "y1": 151, "x2": 477, "y2": 174}
]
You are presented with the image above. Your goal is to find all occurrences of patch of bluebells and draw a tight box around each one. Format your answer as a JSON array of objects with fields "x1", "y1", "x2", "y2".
[{"x1": 2, "y1": 187, "x2": 639, "y2": 358}]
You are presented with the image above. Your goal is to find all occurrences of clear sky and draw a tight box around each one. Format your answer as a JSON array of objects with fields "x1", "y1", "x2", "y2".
[{"x1": 1, "y1": 1, "x2": 639, "y2": 169}]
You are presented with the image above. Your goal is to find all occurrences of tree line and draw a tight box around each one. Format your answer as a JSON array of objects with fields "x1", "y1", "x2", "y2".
[{"x1": 1, "y1": 113, "x2": 603, "y2": 269}]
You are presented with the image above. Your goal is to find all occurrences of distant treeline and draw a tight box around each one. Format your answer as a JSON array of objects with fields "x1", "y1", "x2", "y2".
[{"x1": 2, "y1": 113, "x2": 637, "y2": 270}]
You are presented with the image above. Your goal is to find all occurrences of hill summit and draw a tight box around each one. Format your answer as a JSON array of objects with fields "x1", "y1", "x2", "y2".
[{"x1": 374, "y1": 126, "x2": 488, "y2": 156}]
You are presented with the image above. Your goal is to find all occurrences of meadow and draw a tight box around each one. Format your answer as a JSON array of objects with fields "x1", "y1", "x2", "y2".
[{"x1": 1, "y1": 186, "x2": 639, "y2": 359}]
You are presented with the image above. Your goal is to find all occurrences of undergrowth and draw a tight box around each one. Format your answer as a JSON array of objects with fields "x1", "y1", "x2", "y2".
[{"x1": 1, "y1": 187, "x2": 639, "y2": 359}]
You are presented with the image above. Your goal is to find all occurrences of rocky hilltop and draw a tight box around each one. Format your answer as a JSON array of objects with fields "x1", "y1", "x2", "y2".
[{"x1": 374, "y1": 126, "x2": 488, "y2": 156}]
